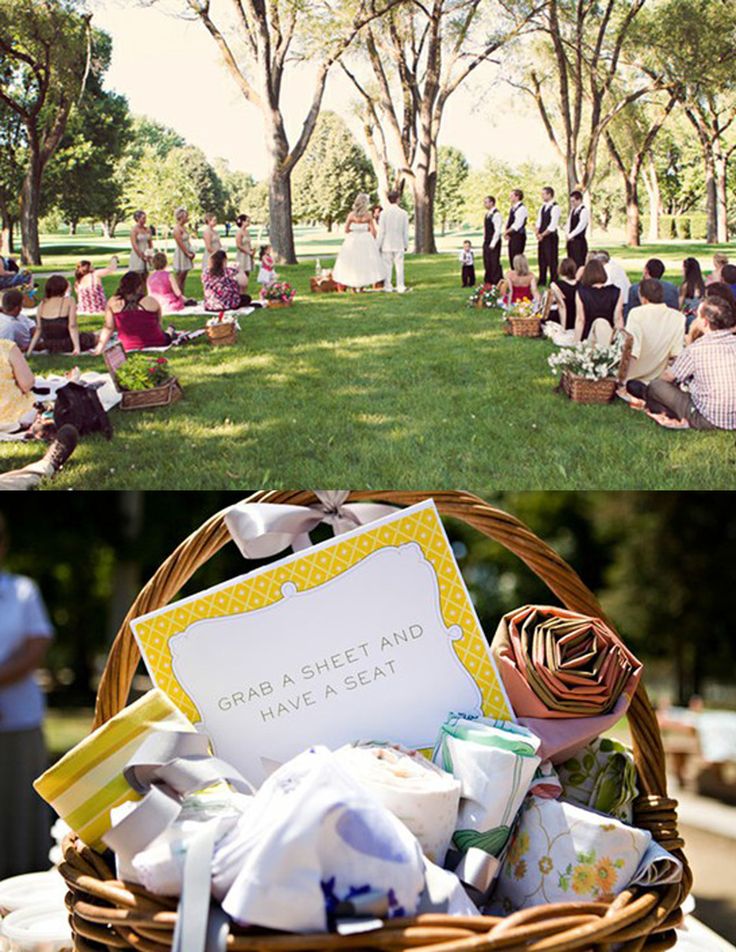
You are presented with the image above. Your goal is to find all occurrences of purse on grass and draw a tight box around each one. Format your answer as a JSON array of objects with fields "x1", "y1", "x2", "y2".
[
  {"x1": 60, "y1": 490, "x2": 691, "y2": 952},
  {"x1": 53, "y1": 381, "x2": 113, "y2": 440}
]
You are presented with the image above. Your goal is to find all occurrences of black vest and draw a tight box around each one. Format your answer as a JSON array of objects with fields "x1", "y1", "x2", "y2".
[
  {"x1": 539, "y1": 202, "x2": 557, "y2": 232},
  {"x1": 507, "y1": 204, "x2": 527, "y2": 234},
  {"x1": 570, "y1": 206, "x2": 587, "y2": 237},
  {"x1": 484, "y1": 210, "x2": 497, "y2": 245}
]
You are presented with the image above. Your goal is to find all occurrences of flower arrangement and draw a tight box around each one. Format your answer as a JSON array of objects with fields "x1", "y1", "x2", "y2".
[
  {"x1": 206, "y1": 311, "x2": 240, "y2": 329},
  {"x1": 548, "y1": 336, "x2": 624, "y2": 381},
  {"x1": 261, "y1": 281, "x2": 295, "y2": 304},
  {"x1": 505, "y1": 298, "x2": 541, "y2": 320},
  {"x1": 467, "y1": 285, "x2": 502, "y2": 309},
  {"x1": 115, "y1": 354, "x2": 172, "y2": 391}
]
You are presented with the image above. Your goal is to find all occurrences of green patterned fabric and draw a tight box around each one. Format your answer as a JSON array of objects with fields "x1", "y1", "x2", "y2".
[{"x1": 557, "y1": 737, "x2": 638, "y2": 822}]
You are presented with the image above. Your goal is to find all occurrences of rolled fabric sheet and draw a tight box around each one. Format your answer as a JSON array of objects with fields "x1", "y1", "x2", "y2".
[
  {"x1": 433, "y1": 717, "x2": 541, "y2": 861},
  {"x1": 33, "y1": 689, "x2": 197, "y2": 850},
  {"x1": 334, "y1": 744, "x2": 461, "y2": 865},
  {"x1": 557, "y1": 737, "x2": 638, "y2": 822},
  {"x1": 490, "y1": 605, "x2": 643, "y2": 762},
  {"x1": 217, "y1": 746, "x2": 426, "y2": 932},
  {"x1": 491, "y1": 795, "x2": 682, "y2": 913}
]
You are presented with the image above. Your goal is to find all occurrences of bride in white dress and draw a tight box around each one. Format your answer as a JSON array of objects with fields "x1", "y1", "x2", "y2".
[{"x1": 332, "y1": 193, "x2": 386, "y2": 289}]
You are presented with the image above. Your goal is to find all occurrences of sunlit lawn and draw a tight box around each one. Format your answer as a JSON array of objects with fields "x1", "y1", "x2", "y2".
[{"x1": 2, "y1": 233, "x2": 735, "y2": 489}]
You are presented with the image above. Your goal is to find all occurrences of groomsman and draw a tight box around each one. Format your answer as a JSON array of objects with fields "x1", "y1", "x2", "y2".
[
  {"x1": 535, "y1": 186, "x2": 560, "y2": 285},
  {"x1": 566, "y1": 190, "x2": 589, "y2": 267},
  {"x1": 504, "y1": 189, "x2": 528, "y2": 269},
  {"x1": 482, "y1": 195, "x2": 503, "y2": 285}
]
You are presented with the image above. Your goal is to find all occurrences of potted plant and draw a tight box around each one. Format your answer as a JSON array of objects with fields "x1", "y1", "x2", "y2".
[
  {"x1": 206, "y1": 312, "x2": 239, "y2": 346},
  {"x1": 261, "y1": 281, "x2": 295, "y2": 308},
  {"x1": 104, "y1": 345, "x2": 183, "y2": 410},
  {"x1": 467, "y1": 285, "x2": 502, "y2": 310},
  {"x1": 503, "y1": 298, "x2": 544, "y2": 337},
  {"x1": 548, "y1": 336, "x2": 624, "y2": 403}
]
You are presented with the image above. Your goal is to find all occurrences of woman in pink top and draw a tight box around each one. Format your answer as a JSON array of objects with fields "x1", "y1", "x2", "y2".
[
  {"x1": 147, "y1": 252, "x2": 185, "y2": 312},
  {"x1": 95, "y1": 272, "x2": 174, "y2": 354}
]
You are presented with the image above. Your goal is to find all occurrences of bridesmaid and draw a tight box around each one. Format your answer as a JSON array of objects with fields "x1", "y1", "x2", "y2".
[
  {"x1": 200, "y1": 213, "x2": 222, "y2": 271},
  {"x1": 129, "y1": 210, "x2": 152, "y2": 273},
  {"x1": 235, "y1": 214, "x2": 254, "y2": 279},
  {"x1": 172, "y1": 206, "x2": 196, "y2": 299}
]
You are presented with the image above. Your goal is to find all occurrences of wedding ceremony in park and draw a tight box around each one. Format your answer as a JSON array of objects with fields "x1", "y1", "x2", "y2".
[{"x1": 1, "y1": 0, "x2": 736, "y2": 489}]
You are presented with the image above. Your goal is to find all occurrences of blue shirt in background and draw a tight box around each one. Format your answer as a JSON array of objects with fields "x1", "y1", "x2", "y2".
[{"x1": 0, "y1": 572, "x2": 54, "y2": 732}]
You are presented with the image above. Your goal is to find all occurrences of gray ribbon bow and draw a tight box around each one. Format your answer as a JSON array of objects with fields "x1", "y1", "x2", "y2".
[{"x1": 224, "y1": 491, "x2": 399, "y2": 560}]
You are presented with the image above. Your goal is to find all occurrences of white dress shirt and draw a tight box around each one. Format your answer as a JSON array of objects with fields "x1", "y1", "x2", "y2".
[
  {"x1": 487, "y1": 209, "x2": 503, "y2": 248},
  {"x1": 604, "y1": 259, "x2": 631, "y2": 301},
  {"x1": 566, "y1": 205, "x2": 589, "y2": 238},
  {"x1": 508, "y1": 203, "x2": 528, "y2": 233},
  {"x1": 536, "y1": 202, "x2": 561, "y2": 234}
]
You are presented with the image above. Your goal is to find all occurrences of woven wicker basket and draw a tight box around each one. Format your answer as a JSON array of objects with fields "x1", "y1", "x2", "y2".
[
  {"x1": 60, "y1": 491, "x2": 690, "y2": 952},
  {"x1": 504, "y1": 316, "x2": 542, "y2": 337},
  {"x1": 561, "y1": 371, "x2": 617, "y2": 404},
  {"x1": 265, "y1": 300, "x2": 293, "y2": 309},
  {"x1": 206, "y1": 322, "x2": 238, "y2": 346}
]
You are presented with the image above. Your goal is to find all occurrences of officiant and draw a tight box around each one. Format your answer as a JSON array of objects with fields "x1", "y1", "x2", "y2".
[
  {"x1": 535, "y1": 186, "x2": 560, "y2": 285},
  {"x1": 482, "y1": 195, "x2": 503, "y2": 285},
  {"x1": 504, "y1": 189, "x2": 528, "y2": 270}
]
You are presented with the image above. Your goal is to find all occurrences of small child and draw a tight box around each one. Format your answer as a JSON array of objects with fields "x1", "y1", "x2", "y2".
[
  {"x1": 459, "y1": 240, "x2": 475, "y2": 287},
  {"x1": 257, "y1": 244, "x2": 277, "y2": 287}
]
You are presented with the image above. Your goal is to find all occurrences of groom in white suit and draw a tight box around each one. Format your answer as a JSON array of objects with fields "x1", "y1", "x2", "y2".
[{"x1": 377, "y1": 190, "x2": 409, "y2": 293}]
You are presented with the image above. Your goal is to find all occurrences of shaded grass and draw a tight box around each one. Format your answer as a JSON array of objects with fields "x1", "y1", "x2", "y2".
[{"x1": 3, "y1": 251, "x2": 735, "y2": 489}]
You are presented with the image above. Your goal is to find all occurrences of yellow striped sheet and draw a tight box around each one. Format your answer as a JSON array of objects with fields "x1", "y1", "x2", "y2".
[{"x1": 34, "y1": 689, "x2": 194, "y2": 850}]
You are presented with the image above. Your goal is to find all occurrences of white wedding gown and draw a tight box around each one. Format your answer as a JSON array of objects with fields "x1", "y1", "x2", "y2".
[{"x1": 332, "y1": 222, "x2": 386, "y2": 288}]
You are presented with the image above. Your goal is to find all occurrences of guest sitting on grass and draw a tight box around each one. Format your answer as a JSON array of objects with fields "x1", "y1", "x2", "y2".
[
  {"x1": 548, "y1": 257, "x2": 579, "y2": 330},
  {"x1": 0, "y1": 338, "x2": 36, "y2": 432},
  {"x1": 678, "y1": 257, "x2": 705, "y2": 327},
  {"x1": 27, "y1": 275, "x2": 97, "y2": 356},
  {"x1": 505, "y1": 254, "x2": 540, "y2": 304},
  {"x1": 575, "y1": 258, "x2": 623, "y2": 343},
  {"x1": 625, "y1": 259, "x2": 679, "y2": 319},
  {"x1": 202, "y1": 250, "x2": 252, "y2": 312},
  {"x1": 147, "y1": 252, "x2": 186, "y2": 313},
  {"x1": 0, "y1": 256, "x2": 32, "y2": 291},
  {"x1": 96, "y1": 271, "x2": 175, "y2": 354},
  {"x1": 623, "y1": 279, "x2": 685, "y2": 389},
  {"x1": 720, "y1": 263, "x2": 736, "y2": 299},
  {"x1": 74, "y1": 258, "x2": 118, "y2": 315},
  {"x1": 0, "y1": 290, "x2": 36, "y2": 350},
  {"x1": 686, "y1": 282, "x2": 736, "y2": 344},
  {"x1": 633, "y1": 296, "x2": 736, "y2": 430},
  {"x1": 706, "y1": 251, "x2": 729, "y2": 286}
]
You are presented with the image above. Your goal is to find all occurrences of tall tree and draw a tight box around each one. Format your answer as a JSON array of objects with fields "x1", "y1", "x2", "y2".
[
  {"x1": 434, "y1": 146, "x2": 469, "y2": 235},
  {"x1": 0, "y1": 0, "x2": 93, "y2": 264},
  {"x1": 0, "y1": 103, "x2": 25, "y2": 255},
  {"x1": 44, "y1": 33, "x2": 131, "y2": 234},
  {"x1": 641, "y1": 0, "x2": 736, "y2": 243},
  {"x1": 516, "y1": 0, "x2": 658, "y2": 198},
  {"x1": 164, "y1": 0, "x2": 401, "y2": 264},
  {"x1": 604, "y1": 91, "x2": 678, "y2": 246},
  {"x1": 293, "y1": 112, "x2": 375, "y2": 230},
  {"x1": 342, "y1": 0, "x2": 540, "y2": 253}
]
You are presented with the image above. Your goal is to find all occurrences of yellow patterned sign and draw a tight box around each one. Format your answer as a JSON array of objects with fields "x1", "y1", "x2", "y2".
[{"x1": 131, "y1": 501, "x2": 512, "y2": 783}]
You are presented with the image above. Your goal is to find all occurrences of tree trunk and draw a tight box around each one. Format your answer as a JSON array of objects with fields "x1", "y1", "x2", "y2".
[
  {"x1": 101, "y1": 220, "x2": 111, "y2": 238},
  {"x1": 624, "y1": 179, "x2": 641, "y2": 247},
  {"x1": 19, "y1": 154, "x2": 43, "y2": 265},
  {"x1": 644, "y1": 159, "x2": 661, "y2": 241},
  {"x1": 0, "y1": 206, "x2": 14, "y2": 257},
  {"x1": 70, "y1": 221, "x2": 78, "y2": 236},
  {"x1": 268, "y1": 168, "x2": 296, "y2": 264},
  {"x1": 413, "y1": 171, "x2": 436, "y2": 253},
  {"x1": 703, "y1": 147, "x2": 717, "y2": 244},
  {"x1": 714, "y1": 151, "x2": 729, "y2": 243}
]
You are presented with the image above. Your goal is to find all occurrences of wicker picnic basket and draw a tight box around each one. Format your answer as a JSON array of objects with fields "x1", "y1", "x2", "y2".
[
  {"x1": 103, "y1": 343, "x2": 183, "y2": 411},
  {"x1": 504, "y1": 316, "x2": 542, "y2": 338},
  {"x1": 60, "y1": 491, "x2": 691, "y2": 952},
  {"x1": 206, "y1": 322, "x2": 238, "y2": 346},
  {"x1": 560, "y1": 372, "x2": 618, "y2": 404}
]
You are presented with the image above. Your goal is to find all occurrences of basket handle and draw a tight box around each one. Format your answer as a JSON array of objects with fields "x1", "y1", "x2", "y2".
[{"x1": 93, "y1": 490, "x2": 666, "y2": 798}]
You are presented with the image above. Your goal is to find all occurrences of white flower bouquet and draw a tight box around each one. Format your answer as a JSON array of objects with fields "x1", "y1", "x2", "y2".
[{"x1": 548, "y1": 336, "x2": 624, "y2": 381}]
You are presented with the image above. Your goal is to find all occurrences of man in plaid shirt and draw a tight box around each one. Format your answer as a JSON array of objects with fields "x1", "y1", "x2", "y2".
[{"x1": 643, "y1": 296, "x2": 736, "y2": 429}]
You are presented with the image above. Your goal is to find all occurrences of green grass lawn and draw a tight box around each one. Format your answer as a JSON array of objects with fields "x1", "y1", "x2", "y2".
[{"x1": 3, "y1": 237, "x2": 735, "y2": 489}]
